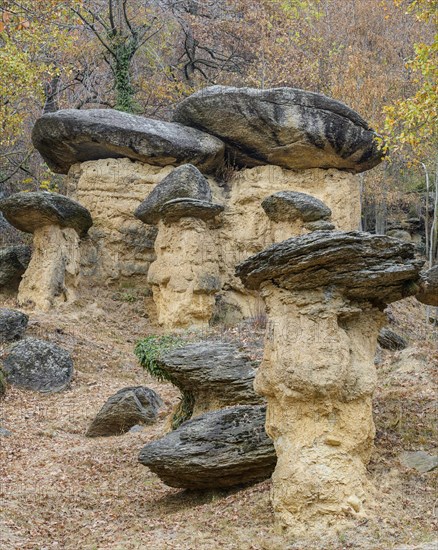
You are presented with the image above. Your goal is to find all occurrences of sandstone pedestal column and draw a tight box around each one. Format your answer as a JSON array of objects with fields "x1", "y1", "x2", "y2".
[
  {"x1": 237, "y1": 231, "x2": 423, "y2": 530},
  {"x1": 0, "y1": 192, "x2": 92, "y2": 311}
]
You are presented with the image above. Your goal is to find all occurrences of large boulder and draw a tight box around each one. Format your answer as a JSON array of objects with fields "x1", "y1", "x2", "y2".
[
  {"x1": 138, "y1": 405, "x2": 276, "y2": 489},
  {"x1": 415, "y1": 265, "x2": 438, "y2": 307},
  {"x1": 262, "y1": 191, "x2": 332, "y2": 223},
  {"x1": 236, "y1": 230, "x2": 424, "y2": 304},
  {"x1": 86, "y1": 386, "x2": 163, "y2": 437},
  {"x1": 2, "y1": 338, "x2": 73, "y2": 393},
  {"x1": 173, "y1": 86, "x2": 382, "y2": 173},
  {"x1": 0, "y1": 192, "x2": 92, "y2": 237},
  {"x1": 32, "y1": 109, "x2": 225, "y2": 175},
  {"x1": 157, "y1": 340, "x2": 262, "y2": 416},
  {"x1": 0, "y1": 245, "x2": 31, "y2": 289},
  {"x1": 0, "y1": 309, "x2": 29, "y2": 343},
  {"x1": 134, "y1": 164, "x2": 213, "y2": 225}
]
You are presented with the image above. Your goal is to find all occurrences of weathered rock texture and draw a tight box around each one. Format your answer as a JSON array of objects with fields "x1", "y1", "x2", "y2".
[
  {"x1": 0, "y1": 192, "x2": 92, "y2": 310},
  {"x1": 86, "y1": 386, "x2": 162, "y2": 437},
  {"x1": 415, "y1": 265, "x2": 438, "y2": 307},
  {"x1": 0, "y1": 309, "x2": 28, "y2": 343},
  {"x1": 378, "y1": 327, "x2": 407, "y2": 351},
  {"x1": 157, "y1": 341, "x2": 262, "y2": 417},
  {"x1": 138, "y1": 405, "x2": 276, "y2": 489},
  {"x1": 33, "y1": 109, "x2": 224, "y2": 174},
  {"x1": 237, "y1": 231, "x2": 423, "y2": 529},
  {"x1": 3, "y1": 338, "x2": 73, "y2": 393},
  {"x1": 0, "y1": 245, "x2": 31, "y2": 291},
  {"x1": 173, "y1": 86, "x2": 382, "y2": 173},
  {"x1": 134, "y1": 164, "x2": 212, "y2": 225}
]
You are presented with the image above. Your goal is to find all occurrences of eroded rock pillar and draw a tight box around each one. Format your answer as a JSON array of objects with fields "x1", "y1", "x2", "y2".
[
  {"x1": 18, "y1": 225, "x2": 81, "y2": 311},
  {"x1": 257, "y1": 284, "x2": 385, "y2": 527}
]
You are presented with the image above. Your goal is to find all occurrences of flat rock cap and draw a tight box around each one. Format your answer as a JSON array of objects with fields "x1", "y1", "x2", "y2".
[
  {"x1": 262, "y1": 191, "x2": 332, "y2": 223},
  {"x1": 0, "y1": 192, "x2": 92, "y2": 236},
  {"x1": 134, "y1": 163, "x2": 213, "y2": 225},
  {"x1": 160, "y1": 198, "x2": 224, "y2": 223},
  {"x1": 173, "y1": 86, "x2": 383, "y2": 173},
  {"x1": 32, "y1": 109, "x2": 225, "y2": 174},
  {"x1": 236, "y1": 230, "x2": 424, "y2": 304}
]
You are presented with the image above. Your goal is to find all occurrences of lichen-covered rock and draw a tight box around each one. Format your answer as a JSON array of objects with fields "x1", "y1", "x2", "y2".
[
  {"x1": 415, "y1": 265, "x2": 438, "y2": 307},
  {"x1": 304, "y1": 220, "x2": 336, "y2": 231},
  {"x1": 86, "y1": 386, "x2": 162, "y2": 437},
  {"x1": 158, "y1": 341, "x2": 263, "y2": 416},
  {"x1": 0, "y1": 245, "x2": 31, "y2": 289},
  {"x1": 378, "y1": 327, "x2": 407, "y2": 351},
  {"x1": 160, "y1": 198, "x2": 224, "y2": 224},
  {"x1": 173, "y1": 86, "x2": 382, "y2": 173},
  {"x1": 32, "y1": 109, "x2": 225, "y2": 174},
  {"x1": 0, "y1": 309, "x2": 28, "y2": 343},
  {"x1": 3, "y1": 338, "x2": 73, "y2": 393},
  {"x1": 262, "y1": 191, "x2": 332, "y2": 223},
  {"x1": 138, "y1": 405, "x2": 276, "y2": 489},
  {"x1": 134, "y1": 164, "x2": 213, "y2": 225},
  {"x1": 0, "y1": 192, "x2": 92, "y2": 237},
  {"x1": 236, "y1": 230, "x2": 423, "y2": 304}
]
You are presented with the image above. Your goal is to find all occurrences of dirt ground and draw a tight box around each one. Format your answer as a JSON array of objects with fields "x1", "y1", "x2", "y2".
[{"x1": 0, "y1": 288, "x2": 437, "y2": 550}]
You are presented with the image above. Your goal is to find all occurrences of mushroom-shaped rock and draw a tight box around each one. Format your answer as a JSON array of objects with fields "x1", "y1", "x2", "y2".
[
  {"x1": 86, "y1": 386, "x2": 163, "y2": 437},
  {"x1": 134, "y1": 164, "x2": 212, "y2": 225},
  {"x1": 416, "y1": 265, "x2": 438, "y2": 307},
  {"x1": 160, "y1": 198, "x2": 224, "y2": 224},
  {"x1": 138, "y1": 405, "x2": 276, "y2": 489},
  {"x1": 0, "y1": 245, "x2": 31, "y2": 290},
  {"x1": 235, "y1": 230, "x2": 423, "y2": 529},
  {"x1": 32, "y1": 109, "x2": 225, "y2": 175},
  {"x1": 0, "y1": 192, "x2": 92, "y2": 311},
  {"x1": 3, "y1": 338, "x2": 73, "y2": 393},
  {"x1": 157, "y1": 341, "x2": 263, "y2": 419},
  {"x1": 0, "y1": 192, "x2": 92, "y2": 237},
  {"x1": 173, "y1": 86, "x2": 382, "y2": 173},
  {"x1": 262, "y1": 191, "x2": 332, "y2": 223},
  {"x1": 0, "y1": 308, "x2": 28, "y2": 343},
  {"x1": 237, "y1": 230, "x2": 423, "y2": 305}
]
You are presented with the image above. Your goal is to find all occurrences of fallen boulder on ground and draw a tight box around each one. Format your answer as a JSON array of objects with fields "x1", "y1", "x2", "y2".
[
  {"x1": 2, "y1": 338, "x2": 73, "y2": 393},
  {"x1": 86, "y1": 386, "x2": 163, "y2": 437},
  {"x1": 0, "y1": 309, "x2": 29, "y2": 343},
  {"x1": 139, "y1": 405, "x2": 276, "y2": 489}
]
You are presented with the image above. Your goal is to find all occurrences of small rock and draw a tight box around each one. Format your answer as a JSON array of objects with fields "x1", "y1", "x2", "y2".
[
  {"x1": 399, "y1": 450, "x2": 438, "y2": 473},
  {"x1": 346, "y1": 494, "x2": 361, "y2": 513},
  {"x1": 378, "y1": 327, "x2": 407, "y2": 351},
  {"x1": 0, "y1": 427, "x2": 12, "y2": 437},
  {"x1": 387, "y1": 229, "x2": 412, "y2": 242},
  {"x1": 262, "y1": 191, "x2": 332, "y2": 223},
  {"x1": 0, "y1": 308, "x2": 29, "y2": 343},
  {"x1": 129, "y1": 424, "x2": 145, "y2": 434},
  {"x1": 305, "y1": 220, "x2": 336, "y2": 232},
  {"x1": 86, "y1": 386, "x2": 162, "y2": 437},
  {"x1": 2, "y1": 337, "x2": 73, "y2": 393},
  {"x1": 139, "y1": 405, "x2": 276, "y2": 489},
  {"x1": 134, "y1": 164, "x2": 213, "y2": 225},
  {"x1": 0, "y1": 245, "x2": 31, "y2": 289},
  {"x1": 416, "y1": 265, "x2": 438, "y2": 307}
]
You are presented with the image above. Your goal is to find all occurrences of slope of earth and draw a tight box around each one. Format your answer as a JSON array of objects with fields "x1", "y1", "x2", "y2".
[{"x1": 0, "y1": 289, "x2": 437, "y2": 550}]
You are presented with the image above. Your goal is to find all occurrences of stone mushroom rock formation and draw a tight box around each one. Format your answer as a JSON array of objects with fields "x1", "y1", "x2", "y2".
[
  {"x1": 138, "y1": 165, "x2": 223, "y2": 328},
  {"x1": 173, "y1": 86, "x2": 382, "y2": 173},
  {"x1": 0, "y1": 309, "x2": 29, "y2": 343},
  {"x1": 236, "y1": 230, "x2": 423, "y2": 529},
  {"x1": 3, "y1": 337, "x2": 73, "y2": 393},
  {"x1": 86, "y1": 386, "x2": 163, "y2": 437},
  {"x1": 138, "y1": 405, "x2": 276, "y2": 489},
  {"x1": 0, "y1": 245, "x2": 31, "y2": 291},
  {"x1": 32, "y1": 109, "x2": 225, "y2": 175},
  {"x1": 378, "y1": 327, "x2": 407, "y2": 351},
  {"x1": 415, "y1": 265, "x2": 438, "y2": 307},
  {"x1": 0, "y1": 192, "x2": 93, "y2": 310},
  {"x1": 157, "y1": 340, "x2": 263, "y2": 418},
  {"x1": 134, "y1": 163, "x2": 213, "y2": 225}
]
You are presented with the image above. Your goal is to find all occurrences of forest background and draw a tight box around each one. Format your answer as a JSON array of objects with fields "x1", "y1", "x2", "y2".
[{"x1": 0, "y1": 0, "x2": 436, "y2": 259}]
